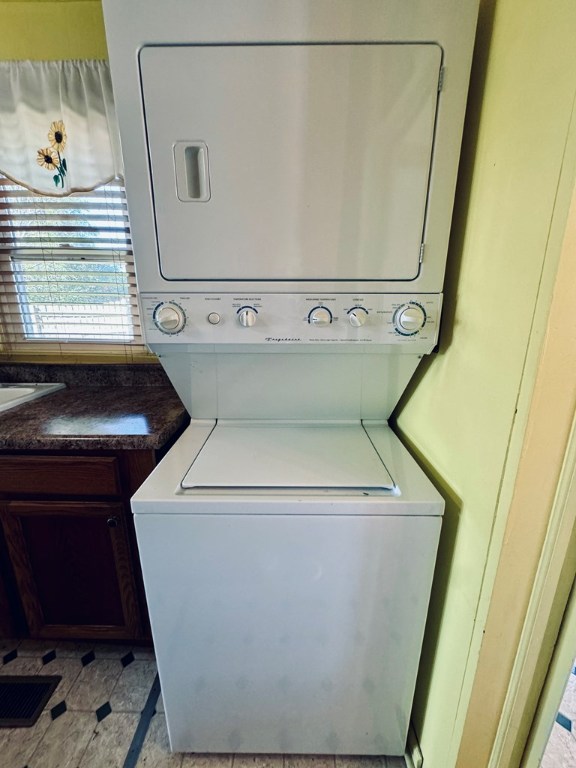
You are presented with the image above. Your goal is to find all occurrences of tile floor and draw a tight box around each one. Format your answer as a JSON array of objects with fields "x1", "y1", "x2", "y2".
[
  {"x1": 540, "y1": 658, "x2": 576, "y2": 768},
  {"x1": 0, "y1": 639, "x2": 407, "y2": 768}
]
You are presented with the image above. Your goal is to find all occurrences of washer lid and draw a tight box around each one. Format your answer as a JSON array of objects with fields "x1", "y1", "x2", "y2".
[{"x1": 181, "y1": 423, "x2": 395, "y2": 491}]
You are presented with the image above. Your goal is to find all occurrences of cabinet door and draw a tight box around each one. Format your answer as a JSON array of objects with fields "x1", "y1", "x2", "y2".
[{"x1": 0, "y1": 501, "x2": 141, "y2": 640}]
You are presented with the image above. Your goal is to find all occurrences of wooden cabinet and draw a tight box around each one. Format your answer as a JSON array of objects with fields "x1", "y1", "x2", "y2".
[{"x1": 0, "y1": 449, "x2": 158, "y2": 641}]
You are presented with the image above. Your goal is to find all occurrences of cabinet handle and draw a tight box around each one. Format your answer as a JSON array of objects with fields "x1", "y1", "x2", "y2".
[{"x1": 107, "y1": 517, "x2": 119, "y2": 528}]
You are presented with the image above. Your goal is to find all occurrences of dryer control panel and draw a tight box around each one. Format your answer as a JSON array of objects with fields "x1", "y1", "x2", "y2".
[{"x1": 141, "y1": 293, "x2": 442, "y2": 347}]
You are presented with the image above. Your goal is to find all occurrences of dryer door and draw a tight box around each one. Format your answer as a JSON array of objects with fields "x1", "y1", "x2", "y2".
[{"x1": 139, "y1": 43, "x2": 442, "y2": 283}]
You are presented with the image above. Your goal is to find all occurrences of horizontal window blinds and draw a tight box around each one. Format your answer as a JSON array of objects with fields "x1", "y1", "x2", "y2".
[{"x1": 0, "y1": 175, "x2": 153, "y2": 361}]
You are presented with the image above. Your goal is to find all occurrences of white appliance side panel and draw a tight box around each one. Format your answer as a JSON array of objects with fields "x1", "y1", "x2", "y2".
[
  {"x1": 152, "y1": 349, "x2": 423, "y2": 421},
  {"x1": 135, "y1": 512, "x2": 441, "y2": 755},
  {"x1": 139, "y1": 44, "x2": 441, "y2": 282}
]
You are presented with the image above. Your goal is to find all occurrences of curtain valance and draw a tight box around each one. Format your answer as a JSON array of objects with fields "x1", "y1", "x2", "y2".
[{"x1": 0, "y1": 60, "x2": 122, "y2": 196}]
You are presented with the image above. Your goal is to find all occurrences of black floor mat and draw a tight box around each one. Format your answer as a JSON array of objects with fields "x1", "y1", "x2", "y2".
[{"x1": 0, "y1": 676, "x2": 61, "y2": 727}]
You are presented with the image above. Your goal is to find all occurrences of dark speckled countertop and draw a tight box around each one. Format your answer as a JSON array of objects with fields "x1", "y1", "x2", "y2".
[{"x1": 0, "y1": 364, "x2": 189, "y2": 451}]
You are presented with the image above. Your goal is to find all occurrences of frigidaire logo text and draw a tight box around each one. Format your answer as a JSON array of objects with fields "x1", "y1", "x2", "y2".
[{"x1": 265, "y1": 337, "x2": 301, "y2": 342}]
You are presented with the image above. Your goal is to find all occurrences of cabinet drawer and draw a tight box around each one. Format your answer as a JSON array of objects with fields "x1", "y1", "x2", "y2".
[{"x1": 0, "y1": 456, "x2": 122, "y2": 496}]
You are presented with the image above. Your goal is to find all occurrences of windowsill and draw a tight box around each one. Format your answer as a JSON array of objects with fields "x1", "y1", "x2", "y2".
[{"x1": 0, "y1": 351, "x2": 157, "y2": 365}]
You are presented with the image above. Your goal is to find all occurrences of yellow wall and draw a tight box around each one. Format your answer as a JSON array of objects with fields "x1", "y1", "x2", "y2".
[
  {"x1": 394, "y1": 1, "x2": 576, "y2": 766},
  {"x1": 1, "y1": 1, "x2": 107, "y2": 59}
]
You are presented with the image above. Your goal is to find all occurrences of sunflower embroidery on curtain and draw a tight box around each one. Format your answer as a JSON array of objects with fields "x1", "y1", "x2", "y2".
[
  {"x1": 37, "y1": 119, "x2": 69, "y2": 189},
  {"x1": 0, "y1": 60, "x2": 123, "y2": 194}
]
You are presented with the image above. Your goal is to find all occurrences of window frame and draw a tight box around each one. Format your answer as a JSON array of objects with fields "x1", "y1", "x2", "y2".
[{"x1": 0, "y1": 175, "x2": 153, "y2": 363}]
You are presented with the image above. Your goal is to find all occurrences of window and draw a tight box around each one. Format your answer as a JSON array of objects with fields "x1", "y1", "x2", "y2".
[{"x1": 0, "y1": 175, "x2": 151, "y2": 361}]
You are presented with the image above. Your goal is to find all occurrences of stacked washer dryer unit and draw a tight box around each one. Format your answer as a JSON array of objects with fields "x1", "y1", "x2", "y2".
[{"x1": 103, "y1": 0, "x2": 479, "y2": 758}]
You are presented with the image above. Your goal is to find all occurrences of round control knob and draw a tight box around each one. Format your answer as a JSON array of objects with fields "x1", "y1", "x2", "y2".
[
  {"x1": 309, "y1": 307, "x2": 333, "y2": 326},
  {"x1": 153, "y1": 302, "x2": 186, "y2": 334},
  {"x1": 394, "y1": 303, "x2": 427, "y2": 335},
  {"x1": 238, "y1": 308, "x2": 257, "y2": 327},
  {"x1": 207, "y1": 312, "x2": 221, "y2": 325},
  {"x1": 348, "y1": 307, "x2": 368, "y2": 327}
]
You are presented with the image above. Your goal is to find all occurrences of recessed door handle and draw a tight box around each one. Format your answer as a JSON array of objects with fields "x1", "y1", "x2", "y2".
[{"x1": 173, "y1": 141, "x2": 211, "y2": 202}]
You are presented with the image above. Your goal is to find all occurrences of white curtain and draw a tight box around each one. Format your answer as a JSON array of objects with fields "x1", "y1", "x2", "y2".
[{"x1": 0, "y1": 60, "x2": 122, "y2": 196}]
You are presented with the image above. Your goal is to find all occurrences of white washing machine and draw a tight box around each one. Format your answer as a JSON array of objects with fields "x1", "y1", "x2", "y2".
[
  {"x1": 102, "y1": 0, "x2": 479, "y2": 757},
  {"x1": 133, "y1": 420, "x2": 443, "y2": 755}
]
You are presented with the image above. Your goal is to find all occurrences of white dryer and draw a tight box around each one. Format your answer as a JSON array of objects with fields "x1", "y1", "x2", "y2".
[{"x1": 102, "y1": 0, "x2": 479, "y2": 758}]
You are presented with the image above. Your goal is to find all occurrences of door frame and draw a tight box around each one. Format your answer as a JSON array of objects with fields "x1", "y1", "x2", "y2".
[
  {"x1": 456, "y1": 105, "x2": 576, "y2": 768},
  {"x1": 520, "y1": 438, "x2": 576, "y2": 766},
  {"x1": 490, "y1": 410, "x2": 576, "y2": 766}
]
